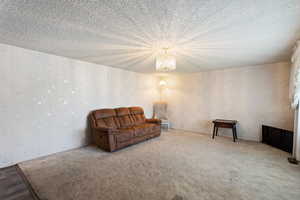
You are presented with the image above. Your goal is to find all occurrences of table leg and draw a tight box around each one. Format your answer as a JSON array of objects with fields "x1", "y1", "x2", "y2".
[
  {"x1": 212, "y1": 124, "x2": 216, "y2": 139},
  {"x1": 215, "y1": 127, "x2": 219, "y2": 136},
  {"x1": 232, "y1": 127, "x2": 236, "y2": 142},
  {"x1": 234, "y1": 126, "x2": 238, "y2": 140}
]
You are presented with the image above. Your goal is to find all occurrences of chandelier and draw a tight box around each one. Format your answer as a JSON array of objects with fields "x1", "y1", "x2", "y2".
[{"x1": 156, "y1": 48, "x2": 176, "y2": 72}]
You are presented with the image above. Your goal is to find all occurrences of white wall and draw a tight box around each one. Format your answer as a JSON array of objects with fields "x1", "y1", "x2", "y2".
[
  {"x1": 162, "y1": 63, "x2": 294, "y2": 141},
  {"x1": 294, "y1": 108, "x2": 300, "y2": 161},
  {"x1": 0, "y1": 43, "x2": 294, "y2": 167},
  {"x1": 0, "y1": 43, "x2": 159, "y2": 168}
]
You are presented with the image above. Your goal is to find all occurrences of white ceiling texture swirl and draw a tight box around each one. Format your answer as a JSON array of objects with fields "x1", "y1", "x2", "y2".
[{"x1": 0, "y1": 0, "x2": 300, "y2": 73}]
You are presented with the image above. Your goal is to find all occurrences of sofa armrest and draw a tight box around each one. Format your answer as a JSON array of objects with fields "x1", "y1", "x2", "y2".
[{"x1": 146, "y1": 118, "x2": 161, "y2": 124}]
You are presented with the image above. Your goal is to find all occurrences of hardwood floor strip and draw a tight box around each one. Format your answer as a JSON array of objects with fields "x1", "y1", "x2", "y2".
[
  {"x1": 16, "y1": 165, "x2": 40, "y2": 200},
  {"x1": 0, "y1": 165, "x2": 39, "y2": 200}
]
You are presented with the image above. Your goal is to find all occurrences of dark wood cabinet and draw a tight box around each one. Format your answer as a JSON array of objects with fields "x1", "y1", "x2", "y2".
[{"x1": 262, "y1": 125, "x2": 293, "y2": 153}]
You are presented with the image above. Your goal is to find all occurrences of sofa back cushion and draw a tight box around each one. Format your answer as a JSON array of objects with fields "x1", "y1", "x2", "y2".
[
  {"x1": 92, "y1": 109, "x2": 120, "y2": 128},
  {"x1": 129, "y1": 107, "x2": 146, "y2": 125},
  {"x1": 91, "y1": 107, "x2": 146, "y2": 129},
  {"x1": 116, "y1": 107, "x2": 134, "y2": 128}
]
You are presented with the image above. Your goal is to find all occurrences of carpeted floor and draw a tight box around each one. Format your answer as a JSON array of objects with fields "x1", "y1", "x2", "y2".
[{"x1": 19, "y1": 130, "x2": 300, "y2": 200}]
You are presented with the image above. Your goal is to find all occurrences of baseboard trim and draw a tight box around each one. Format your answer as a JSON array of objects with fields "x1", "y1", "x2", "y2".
[{"x1": 170, "y1": 128, "x2": 259, "y2": 141}]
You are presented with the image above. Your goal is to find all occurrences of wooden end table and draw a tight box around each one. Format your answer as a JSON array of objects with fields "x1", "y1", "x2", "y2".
[{"x1": 212, "y1": 119, "x2": 238, "y2": 142}]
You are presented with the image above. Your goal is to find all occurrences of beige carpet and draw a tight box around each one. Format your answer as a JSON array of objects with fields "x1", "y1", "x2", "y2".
[{"x1": 19, "y1": 130, "x2": 300, "y2": 200}]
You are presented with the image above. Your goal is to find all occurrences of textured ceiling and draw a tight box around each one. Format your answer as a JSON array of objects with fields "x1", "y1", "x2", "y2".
[{"x1": 0, "y1": 0, "x2": 300, "y2": 73}]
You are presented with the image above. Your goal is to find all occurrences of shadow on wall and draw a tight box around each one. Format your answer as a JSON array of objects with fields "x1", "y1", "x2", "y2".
[{"x1": 85, "y1": 111, "x2": 93, "y2": 145}]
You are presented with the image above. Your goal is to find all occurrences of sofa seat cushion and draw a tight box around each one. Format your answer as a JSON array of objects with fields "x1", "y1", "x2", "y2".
[
  {"x1": 152, "y1": 124, "x2": 161, "y2": 132},
  {"x1": 115, "y1": 128, "x2": 134, "y2": 143},
  {"x1": 133, "y1": 123, "x2": 156, "y2": 136}
]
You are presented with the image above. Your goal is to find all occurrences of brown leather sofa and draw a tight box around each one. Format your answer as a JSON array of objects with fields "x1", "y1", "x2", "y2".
[{"x1": 89, "y1": 107, "x2": 161, "y2": 152}]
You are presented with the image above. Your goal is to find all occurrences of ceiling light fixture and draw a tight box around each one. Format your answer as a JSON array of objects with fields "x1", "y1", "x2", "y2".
[
  {"x1": 159, "y1": 80, "x2": 167, "y2": 87},
  {"x1": 156, "y1": 48, "x2": 176, "y2": 72}
]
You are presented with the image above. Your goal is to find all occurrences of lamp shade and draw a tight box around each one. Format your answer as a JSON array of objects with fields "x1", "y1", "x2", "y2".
[
  {"x1": 159, "y1": 80, "x2": 167, "y2": 86},
  {"x1": 156, "y1": 49, "x2": 176, "y2": 72}
]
